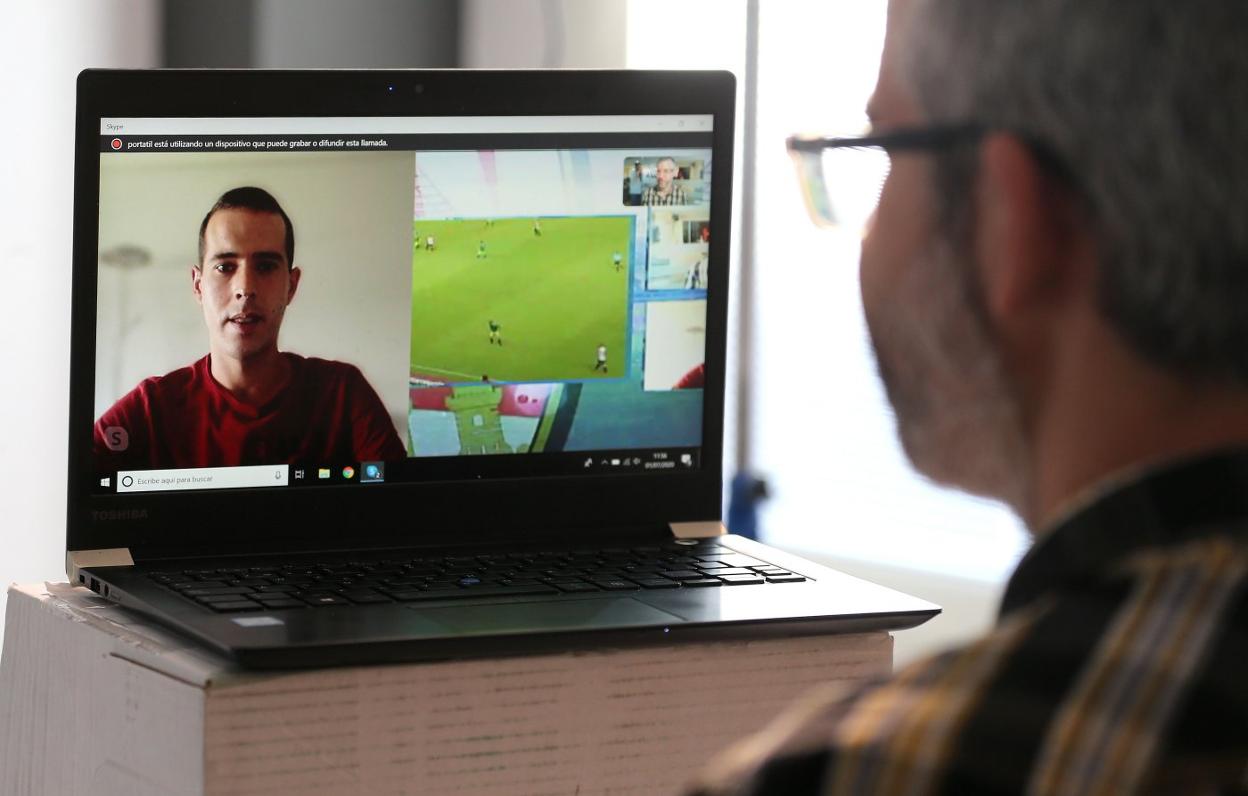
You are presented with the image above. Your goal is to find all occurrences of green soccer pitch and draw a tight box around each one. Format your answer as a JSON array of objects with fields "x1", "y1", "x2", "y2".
[{"x1": 410, "y1": 216, "x2": 632, "y2": 383}]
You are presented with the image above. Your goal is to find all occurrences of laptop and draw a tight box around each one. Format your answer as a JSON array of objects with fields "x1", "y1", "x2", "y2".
[{"x1": 68, "y1": 69, "x2": 938, "y2": 669}]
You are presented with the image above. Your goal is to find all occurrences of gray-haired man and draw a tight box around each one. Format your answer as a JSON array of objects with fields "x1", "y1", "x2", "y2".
[{"x1": 691, "y1": 1, "x2": 1248, "y2": 793}]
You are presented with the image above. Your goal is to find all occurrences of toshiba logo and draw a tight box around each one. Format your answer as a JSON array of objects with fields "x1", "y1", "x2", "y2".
[{"x1": 91, "y1": 509, "x2": 149, "y2": 522}]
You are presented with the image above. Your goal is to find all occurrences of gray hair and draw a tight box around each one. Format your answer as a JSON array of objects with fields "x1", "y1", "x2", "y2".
[{"x1": 904, "y1": 0, "x2": 1248, "y2": 383}]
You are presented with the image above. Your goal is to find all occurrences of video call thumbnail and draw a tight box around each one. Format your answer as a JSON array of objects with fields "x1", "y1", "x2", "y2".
[
  {"x1": 93, "y1": 151, "x2": 413, "y2": 473},
  {"x1": 645, "y1": 209, "x2": 711, "y2": 292},
  {"x1": 622, "y1": 155, "x2": 709, "y2": 206}
]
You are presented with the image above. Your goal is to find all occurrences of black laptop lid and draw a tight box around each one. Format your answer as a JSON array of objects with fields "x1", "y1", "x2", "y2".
[{"x1": 68, "y1": 70, "x2": 734, "y2": 557}]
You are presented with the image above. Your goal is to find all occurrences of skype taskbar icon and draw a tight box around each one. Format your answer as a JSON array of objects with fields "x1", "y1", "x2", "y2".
[{"x1": 360, "y1": 461, "x2": 385, "y2": 484}]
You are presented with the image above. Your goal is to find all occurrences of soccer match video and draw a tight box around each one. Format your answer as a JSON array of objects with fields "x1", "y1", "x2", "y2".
[
  {"x1": 409, "y1": 216, "x2": 633, "y2": 385},
  {"x1": 405, "y1": 147, "x2": 709, "y2": 459}
]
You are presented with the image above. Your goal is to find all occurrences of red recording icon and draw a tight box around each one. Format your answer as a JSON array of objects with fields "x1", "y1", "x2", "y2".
[{"x1": 110, "y1": 138, "x2": 122, "y2": 150}]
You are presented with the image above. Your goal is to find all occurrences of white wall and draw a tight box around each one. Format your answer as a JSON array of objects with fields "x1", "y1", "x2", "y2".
[
  {"x1": 0, "y1": 1, "x2": 161, "y2": 655},
  {"x1": 253, "y1": 0, "x2": 458, "y2": 68},
  {"x1": 460, "y1": 0, "x2": 626, "y2": 68}
]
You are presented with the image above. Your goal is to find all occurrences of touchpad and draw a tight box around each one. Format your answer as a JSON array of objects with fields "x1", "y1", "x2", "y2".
[{"x1": 407, "y1": 597, "x2": 686, "y2": 635}]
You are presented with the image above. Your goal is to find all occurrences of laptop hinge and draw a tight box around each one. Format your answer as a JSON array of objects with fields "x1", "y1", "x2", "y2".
[
  {"x1": 66, "y1": 548, "x2": 135, "y2": 582},
  {"x1": 669, "y1": 521, "x2": 726, "y2": 539}
]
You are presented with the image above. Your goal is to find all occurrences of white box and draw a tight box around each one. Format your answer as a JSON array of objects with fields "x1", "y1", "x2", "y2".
[{"x1": 0, "y1": 583, "x2": 891, "y2": 795}]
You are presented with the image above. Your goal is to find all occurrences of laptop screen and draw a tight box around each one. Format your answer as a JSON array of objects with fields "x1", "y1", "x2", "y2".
[{"x1": 91, "y1": 115, "x2": 714, "y2": 496}]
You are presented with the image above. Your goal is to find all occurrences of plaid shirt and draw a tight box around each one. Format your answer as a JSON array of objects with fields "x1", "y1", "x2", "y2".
[
  {"x1": 689, "y1": 449, "x2": 1248, "y2": 795},
  {"x1": 643, "y1": 183, "x2": 689, "y2": 205}
]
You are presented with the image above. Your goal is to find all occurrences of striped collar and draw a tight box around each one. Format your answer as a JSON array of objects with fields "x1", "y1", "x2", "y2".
[{"x1": 1000, "y1": 447, "x2": 1248, "y2": 618}]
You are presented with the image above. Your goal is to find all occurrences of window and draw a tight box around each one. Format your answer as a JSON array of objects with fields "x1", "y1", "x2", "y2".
[{"x1": 633, "y1": 1, "x2": 1028, "y2": 583}]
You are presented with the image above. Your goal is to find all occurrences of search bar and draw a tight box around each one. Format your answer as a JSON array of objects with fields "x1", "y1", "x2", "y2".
[{"x1": 116, "y1": 464, "x2": 289, "y2": 493}]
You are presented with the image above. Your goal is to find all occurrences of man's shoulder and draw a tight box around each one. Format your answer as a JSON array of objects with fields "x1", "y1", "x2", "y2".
[
  {"x1": 114, "y1": 358, "x2": 206, "y2": 404},
  {"x1": 288, "y1": 353, "x2": 364, "y2": 380},
  {"x1": 691, "y1": 606, "x2": 1062, "y2": 795},
  {"x1": 95, "y1": 359, "x2": 209, "y2": 431},
  {"x1": 287, "y1": 354, "x2": 378, "y2": 398},
  {"x1": 694, "y1": 532, "x2": 1248, "y2": 795}
]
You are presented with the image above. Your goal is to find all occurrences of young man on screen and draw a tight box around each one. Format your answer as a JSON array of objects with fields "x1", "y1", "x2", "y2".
[
  {"x1": 691, "y1": 0, "x2": 1248, "y2": 793},
  {"x1": 94, "y1": 187, "x2": 406, "y2": 472}
]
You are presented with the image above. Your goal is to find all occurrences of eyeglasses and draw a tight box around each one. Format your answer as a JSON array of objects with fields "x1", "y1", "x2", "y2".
[{"x1": 785, "y1": 124, "x2": 986, "y2": 230}]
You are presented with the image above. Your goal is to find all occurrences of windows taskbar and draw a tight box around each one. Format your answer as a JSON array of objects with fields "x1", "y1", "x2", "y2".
[{"x1": 94, "y1": 448, "x2": 701, "y2": 495}]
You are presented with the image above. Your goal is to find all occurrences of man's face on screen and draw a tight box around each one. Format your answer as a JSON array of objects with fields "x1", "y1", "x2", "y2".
[
  {"x1": 656, "y1": 159, "x2": 678, "y2": 191},
  {"x1": 192, "y1": 208, "x2": 300, "y2": 364}
]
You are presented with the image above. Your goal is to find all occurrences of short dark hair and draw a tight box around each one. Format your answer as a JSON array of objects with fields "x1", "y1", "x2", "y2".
[{"x1": 197, "y1": 186, "x2": 295, "y2": 268}]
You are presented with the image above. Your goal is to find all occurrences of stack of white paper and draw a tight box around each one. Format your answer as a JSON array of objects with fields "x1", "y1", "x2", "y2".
[{"x1": 0, "y1": 583, "x2": 891, "y2": 795}]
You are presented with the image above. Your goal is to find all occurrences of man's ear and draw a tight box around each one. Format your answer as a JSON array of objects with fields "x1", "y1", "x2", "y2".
[
  {"x1": 191, "y1": 264, "x2": 203, "y2": 304},
  {"x1": 973, "y1": 133, "x2": 1082, "y2": 325},
  {"x1": 287, "y1": 265, "x2": 301, "y2": 305}
]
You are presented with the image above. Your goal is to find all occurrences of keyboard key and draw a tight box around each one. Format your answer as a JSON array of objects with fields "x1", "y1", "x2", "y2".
[
  {"x1": 339, "y1": 590, "x2": 392, "y2": 604},
  {"x1": 766, "y1": 575, "x2": 808, "y2": 583},
  {"x1": 207, "y1": 600, "x2": 262, "y2": 612},
  {"x1": 196, "y1": 594, "x2": 254, "y2": 604},
  {"x1": 699, "y1": 554, "x2": 766, "y2": 568},
  {"x1": 681, "y1": 578, "x2": 724, "y2": 588},
  {"x1": 551, "y1": 581, "x2": 600, "y2": 593},
  {"x1": 294, "y1": 593, "x2": 350, "y2": 607},
  {"x1": 254, "y1": 598, "x2": 304, "y2": 609},
  {"x1": 631, "y1": 578, "x2": 681, "y2": 589},
  {"x1": 590, "y1": 579, "x2": 640, "y2": 591},
  {"x1": 184, "y1": 586, "x2": 254, "y2": 597},
  {"x1": 399, "y1": 588, "x2": 480, "y2": 602},
  {"x1": 718, "y1": 574, "x2": 766, "y2": 585},
  {"x1": 497, "y1": 577, "x2": 543, "y2": 586},
  {"x1": 659, "y1": 570, "x2": 704, "y2": 581},
  {"x1": 385, "y1": 590, "x2": 434, "y2": 601},
  {"x1": 462, "y1": 585, "x2": 561, "y2": 598}
]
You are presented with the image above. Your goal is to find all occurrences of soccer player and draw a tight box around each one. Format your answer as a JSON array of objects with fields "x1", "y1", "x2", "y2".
[
  {"x1": 593, "y1": 344, "x2": 608, "y2": 373},
  {"x1": 425, "y1": 234, "x2": 436, "y2": 251},
  {"x1": 488, "y1": 319, "x2": 502, "y2": 345},
  {"x1": 685, "y1": 257, "x2": 703, "y2": 289},
  {"x1": 612, "y1": 251, "x2": 623, "y2": 272},
  {"x1": 533, "y1": 219, "x2": 542, "y2": 237},
  {"x1": 476, "y1": 240, "x2": 487, "y2": 259}
]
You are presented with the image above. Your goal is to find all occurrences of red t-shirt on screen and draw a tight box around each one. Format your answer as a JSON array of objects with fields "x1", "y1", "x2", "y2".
[{"x1": 94, "y1": 354, "x2": 406, "y2": 471}]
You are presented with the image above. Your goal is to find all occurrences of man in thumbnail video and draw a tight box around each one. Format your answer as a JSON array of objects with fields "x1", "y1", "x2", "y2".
[
  {"x1": 627, "y1": 160, "x2": 645, "y2": 205},
  {"x1": 94, "y1": 187, "x2": 406, "y2": 472},
  {"x1": 643, "y1": 156, "x2": 688, "y2": 205}
]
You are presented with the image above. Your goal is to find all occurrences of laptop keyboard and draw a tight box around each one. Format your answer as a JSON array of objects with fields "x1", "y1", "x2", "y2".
[{"x1": 147, "y1": 541, "x2": 809, "y2": 613}]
